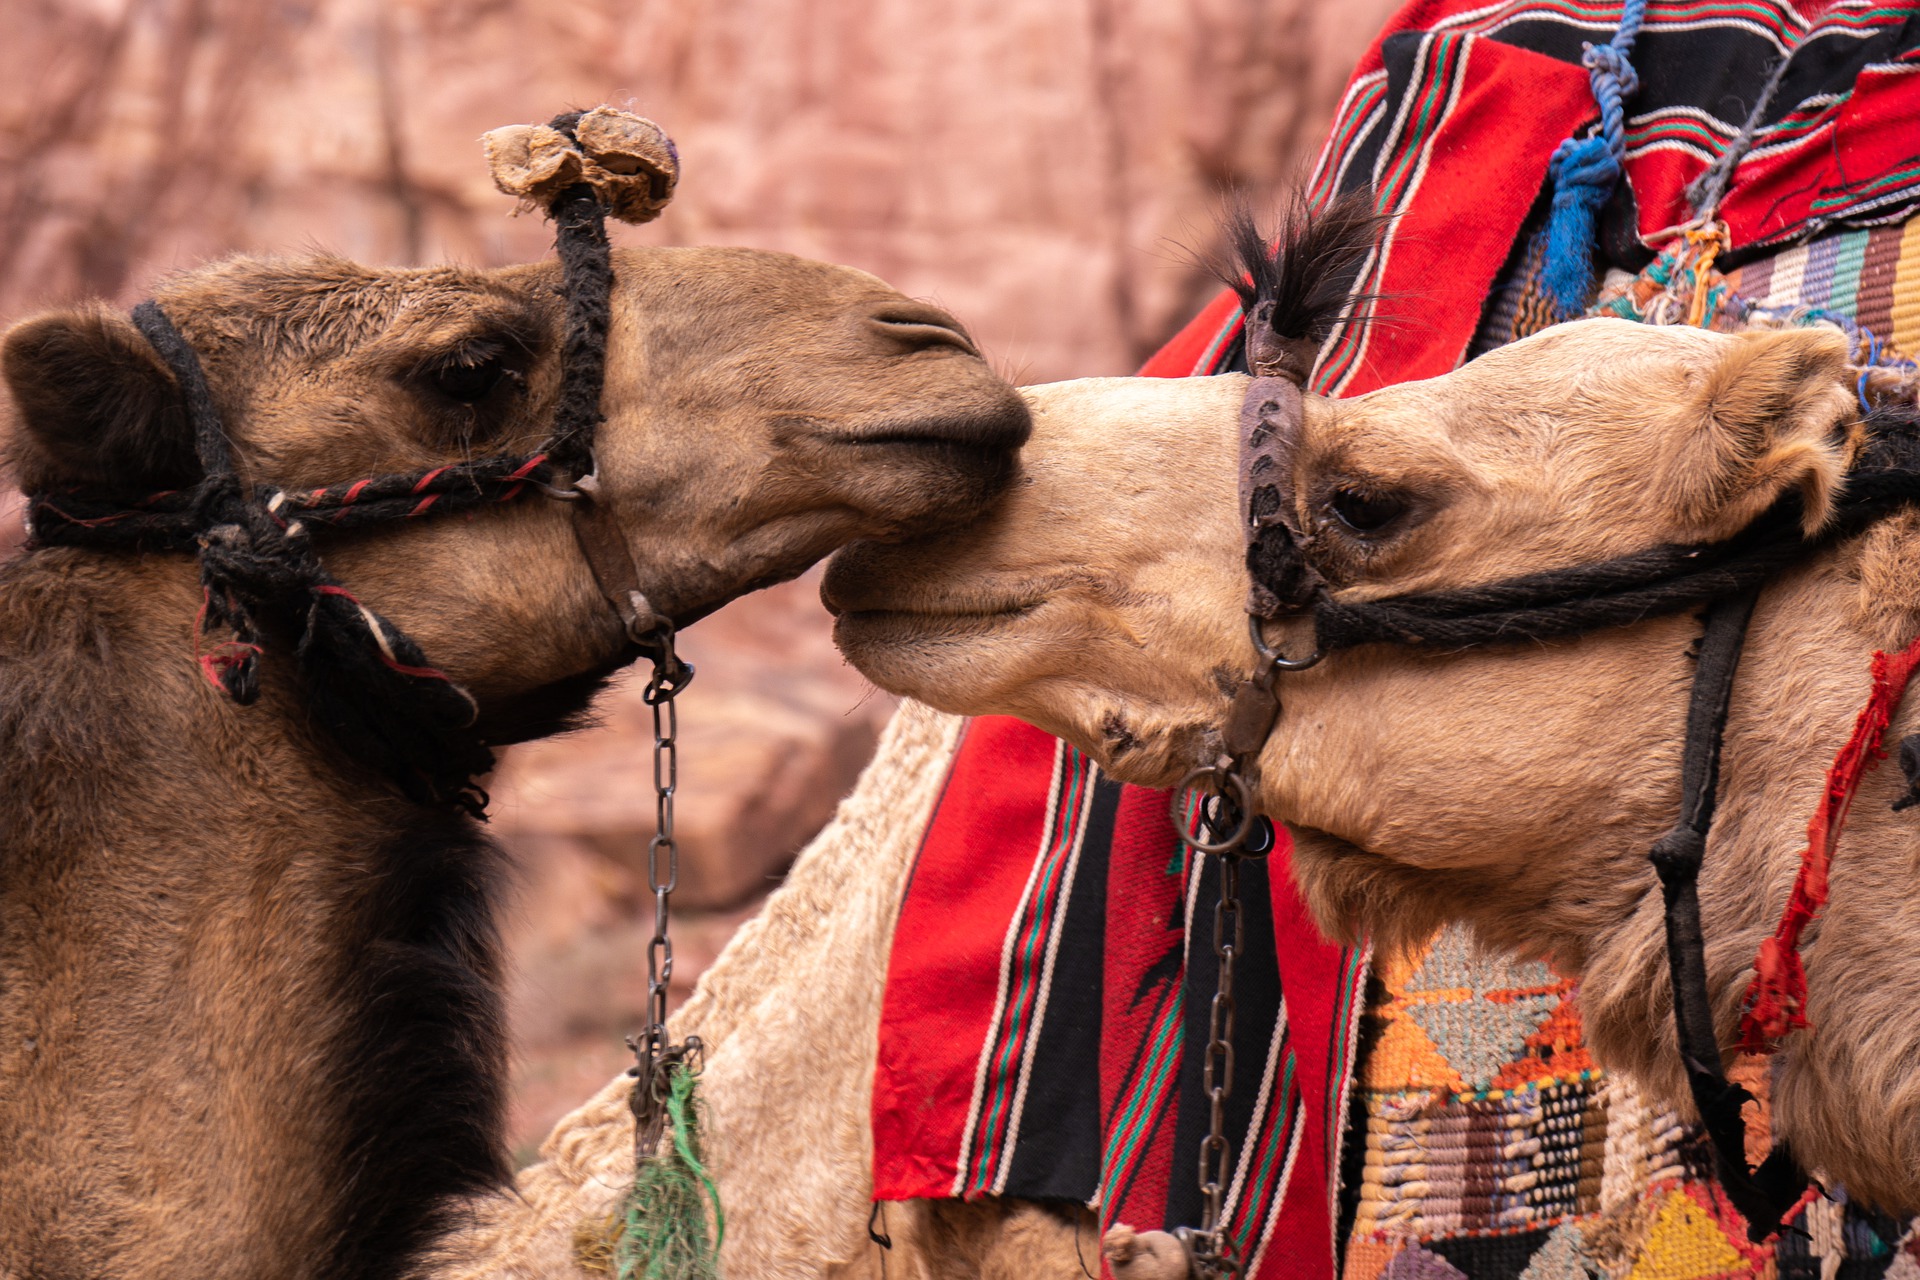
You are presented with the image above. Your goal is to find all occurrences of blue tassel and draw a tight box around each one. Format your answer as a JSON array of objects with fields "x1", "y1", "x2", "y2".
[
  {"x1": 1538, "y1": 0, "x2": 1646, "y2": 315},
  {"x1": 1541, "y1": 135, "x2": 1622, "y2": 313}
]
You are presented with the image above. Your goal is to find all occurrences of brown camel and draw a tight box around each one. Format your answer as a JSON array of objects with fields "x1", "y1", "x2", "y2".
[
  {"x1": 823, "y1": 318, "x2": 1920, "y2": 1214},
  {"x1": 0, "y1": 240, "x2": 1026, "y2": 1279}
]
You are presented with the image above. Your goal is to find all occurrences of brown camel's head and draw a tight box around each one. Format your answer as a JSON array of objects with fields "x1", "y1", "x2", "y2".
[
  {"x1": 3, "y1": 247, "x2": 1027, "y2": 727},
  {"x1": 0, "y1": 244, "x2": 1024, "y2": 1277},
  {"x1": 825, "y1": 318, "x2": 1859, "y2": 799}
]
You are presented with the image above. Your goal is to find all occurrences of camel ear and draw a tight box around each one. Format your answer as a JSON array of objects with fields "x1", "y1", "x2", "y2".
[
  {"x1": 2, "y1": 305, "x2": 199, "y2": 492},
  {"x1": 1673, "y1": 326, "x2": 1858, "y2": 538}
]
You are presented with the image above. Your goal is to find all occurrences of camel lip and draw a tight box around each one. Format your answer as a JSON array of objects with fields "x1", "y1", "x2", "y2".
[
  {"x1": 821, "y1": 550, "x2": 1070, "y2": 621},
  {"x1": 824, "y1": 599, "x2": 1041, "y2": 627},
  {"x1": 820, "y1": 402, "x2": 1031, "y2": 455},
  {"x1": 829, "y1": 605, "x2": 1034, "y2": 668}
]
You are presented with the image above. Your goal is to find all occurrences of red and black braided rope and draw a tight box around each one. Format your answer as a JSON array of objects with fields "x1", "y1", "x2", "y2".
[{"x1": 30, "y1": 451, "x2": 558, "y2": 543}]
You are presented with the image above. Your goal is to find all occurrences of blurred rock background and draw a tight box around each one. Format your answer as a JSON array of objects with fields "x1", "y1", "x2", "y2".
[{"x1": 2, "y1": 0, "x2": 1397, "y2": 1159}]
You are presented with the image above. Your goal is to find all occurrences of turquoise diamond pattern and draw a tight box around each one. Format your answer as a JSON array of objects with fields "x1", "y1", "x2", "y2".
[
  {"x1": 1402, "y1": 925, "x2": 1558, "y2": 1091},
  {"x1": 1517, "y1": 1224, "x2": 1597, "y2": 1280}
]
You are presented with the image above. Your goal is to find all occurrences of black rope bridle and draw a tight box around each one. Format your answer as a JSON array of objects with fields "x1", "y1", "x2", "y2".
[
  {"x1": 22, "y1": 111, "x2": 686, "y2": 817},
  {"x1": 1231, "y1": 386, "x2": 1920, "y2": 1242}
]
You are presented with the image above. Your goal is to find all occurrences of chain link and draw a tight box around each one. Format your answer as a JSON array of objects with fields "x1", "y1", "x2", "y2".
[
  {"x1": 1198, "y1": 843, "x2": 1243, "y2": 1264},
  {"x1": 1168, "y1": 778, "x2": 1265, "y2": 1279},
  {"x1": 645, "y1": 668, "x2": 677, "y2": 1052},
  {"x1": 627, "y1": 626, "x2": 696, "y2": 1160}
]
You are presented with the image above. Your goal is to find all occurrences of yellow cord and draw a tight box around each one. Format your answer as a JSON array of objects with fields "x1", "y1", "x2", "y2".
[{"x1": 1685, "y1": 221, "x2": 1731, "y2": 328}]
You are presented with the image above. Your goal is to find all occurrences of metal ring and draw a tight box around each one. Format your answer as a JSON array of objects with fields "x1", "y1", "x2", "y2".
[
  {"x1": 529, "y1": 478, "x2": 584, "y2": 501},
  {"x1": 1247, "y1": 613, "x2": 1321, "y2": 671},
  {"x1": 644, "y1": 655, "x2": 695, "y2": 704},
  {"x1": 1171, "y1": 766, "x2": 1255, "y2": 854}
]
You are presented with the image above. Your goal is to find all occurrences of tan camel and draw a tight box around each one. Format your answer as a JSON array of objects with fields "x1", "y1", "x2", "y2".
[
  {"x1": 0, "y1": 242, "x2": 1026, "y2": 1279},
  {"x1": 824, "y1": 320, "x2": 1920, "y2": 1214}
]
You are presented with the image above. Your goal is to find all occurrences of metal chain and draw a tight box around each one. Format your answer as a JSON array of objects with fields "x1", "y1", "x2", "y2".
[
  {"x1": 1171, "y1": 780, "x2": 1266, "y2": 1278},
  {"x1": 627, "y1": 626, "x2": 698, "y2": 1160},
  {"x1": 1198, "y1": 836, "x2": 1245, "y2": 1273},
  {"x1": 1172, "y1": 618, "x2": 1302, "y2": 1278}
]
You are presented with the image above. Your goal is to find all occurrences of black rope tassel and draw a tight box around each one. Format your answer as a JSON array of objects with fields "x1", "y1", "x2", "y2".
[{"x1": 542, "y1": 111, "x2": 615, "y2": 480}]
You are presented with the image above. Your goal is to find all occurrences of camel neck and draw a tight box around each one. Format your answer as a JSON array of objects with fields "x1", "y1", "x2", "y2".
[{"x1": 0, "y1": 546, "x2": 512, "y2": 1278}]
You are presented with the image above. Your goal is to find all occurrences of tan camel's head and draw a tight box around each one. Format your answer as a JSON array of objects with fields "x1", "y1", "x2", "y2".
[
  {"x1": 827, "y1": 319, "x2": 1859, "y2": 788},
  {"x1": 826, "y1": 315, "x2": 1920, "y2": 1208},
  {"x1": 3, "y1": 247, "x2": 1027, "y2": 724}
]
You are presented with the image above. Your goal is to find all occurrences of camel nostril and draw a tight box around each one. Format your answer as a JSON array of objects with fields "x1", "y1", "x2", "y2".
[{"x1": 866, "y1": 305, "x2": 980, "y2": 358}]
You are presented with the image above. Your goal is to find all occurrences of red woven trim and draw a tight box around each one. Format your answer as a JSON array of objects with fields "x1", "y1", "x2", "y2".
[
  {"x1": 191, "y1": 585, "x2": 259, "y2": 695},
  {"x1": 1739, "y1": 632, "x2": 1920, "y2": 1052}
]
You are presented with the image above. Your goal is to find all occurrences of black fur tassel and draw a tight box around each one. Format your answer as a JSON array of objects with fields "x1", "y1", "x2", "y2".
[{"x1": 1215, "y1": 188, "x2": 1387, "y2": 382}]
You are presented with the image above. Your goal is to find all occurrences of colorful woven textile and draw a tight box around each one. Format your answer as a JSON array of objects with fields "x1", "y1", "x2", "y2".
[
  {"x1": 870, "y1": 5, "x2": 1920, "y2": 1279},
  {"x1": 1338, "y1": 923, "x2": 1920, "y2": 1279}
]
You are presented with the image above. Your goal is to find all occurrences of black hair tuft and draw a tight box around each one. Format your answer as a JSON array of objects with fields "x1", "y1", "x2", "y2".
[{"x1": 1215, "y1": 187, "x2": 1387, "y2": 376}]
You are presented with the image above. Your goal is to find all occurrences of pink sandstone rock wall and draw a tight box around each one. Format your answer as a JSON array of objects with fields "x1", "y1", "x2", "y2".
[
  {"x1": 2, "y1": 0, "x2": 1398, "y2": 375},
  {"x1": 1, "y1": 0, "x2": 1401, "y2": 1155}
]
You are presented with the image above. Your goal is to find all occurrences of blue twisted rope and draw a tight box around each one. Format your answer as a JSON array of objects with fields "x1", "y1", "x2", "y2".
[{"x1": 1541, "y1": 0, "x2": 1648, "y2": 313}]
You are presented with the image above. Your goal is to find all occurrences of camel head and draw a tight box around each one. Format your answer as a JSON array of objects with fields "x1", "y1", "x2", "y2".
[
  {"x1": 3, "y1": 246, "x2": 1027, "y2": 734},
  {"x1": 826, "y1": 237, "x2": 1920, "y2": 1203},
  {"x1": 0, "y1": 232, "x2": 1028, "y2": 1277},
  {"x1": 827, "y1": 318, "x2": 1860, "y2": 802},
  {"x1": 822, "y1": 306, "x2": 1920, "y2": 1214}
]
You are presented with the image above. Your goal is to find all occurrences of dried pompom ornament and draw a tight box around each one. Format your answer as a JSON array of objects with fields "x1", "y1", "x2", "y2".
[{"x1": 482, "y1": 106, "x2": 680, "y2": 225}]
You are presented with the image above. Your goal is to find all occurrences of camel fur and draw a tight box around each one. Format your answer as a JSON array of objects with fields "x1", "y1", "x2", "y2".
[
  {"x1": 0, "y1": 246, "x2": 1026, "y2": 1280},
  {"x1": 824, "y1": 323, "x2": 1920, "y2": 1213}
]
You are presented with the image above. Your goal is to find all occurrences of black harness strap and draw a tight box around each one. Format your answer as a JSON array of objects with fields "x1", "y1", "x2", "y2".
[
  {"x1": 542, "y1": 113, "x2": 615, "y2": 480},
  {"x1": 1312, "y1": 515, "x2": 1808, "y2": 653},
  {"x1": 132, "y1": 300, "x2": 237, "y2": 483},
  {"x1": 1650, "y1": 590, "x2": 1808, "y2": 1240},
  {"x1": 525, "y1": 113, "x2": 687, "y2": 668},
  {"x1": 1293, "y1": 408, "x2": 1920, "y2": 660}
]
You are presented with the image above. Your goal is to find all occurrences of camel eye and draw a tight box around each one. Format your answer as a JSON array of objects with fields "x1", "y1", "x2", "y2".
[
  {"x1": 1328, "y1": 487, "x2": 1406, "y2": 534},
  {"x1": 429, "y1": 358, "x2": 508, "y2": 404}
]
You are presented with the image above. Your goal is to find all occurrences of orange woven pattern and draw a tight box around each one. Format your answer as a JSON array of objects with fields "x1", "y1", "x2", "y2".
[{"x1": 1339, "y1": 926, "x2": 1917, "y2": 1279}]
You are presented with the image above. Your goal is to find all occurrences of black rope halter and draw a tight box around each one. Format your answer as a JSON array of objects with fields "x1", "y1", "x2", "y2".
[
  {"x1": 23, "y1": 112, "x2": 664, "y2": 818},
  {"x1": 1239, "y1": 394, "x2": 1920, "y2": 1239}
]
